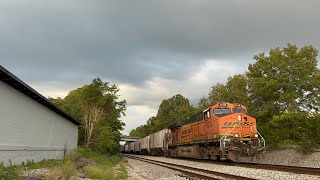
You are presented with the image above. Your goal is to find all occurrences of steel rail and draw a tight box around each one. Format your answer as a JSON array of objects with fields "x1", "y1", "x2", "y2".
[
  {"x1": 235, "y1": 163, "x2": 320, "y2": 176},
  {"x1": 122, "y1": 154, "x2": 256, "y2": 180},
  {"x1": 168, "y1": 156, "x2": 320, "y2": 176}
]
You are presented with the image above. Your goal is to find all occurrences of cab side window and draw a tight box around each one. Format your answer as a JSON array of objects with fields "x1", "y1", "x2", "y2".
[{"x1": 204, "y1": 109, "x2": 211, "y2": 119}]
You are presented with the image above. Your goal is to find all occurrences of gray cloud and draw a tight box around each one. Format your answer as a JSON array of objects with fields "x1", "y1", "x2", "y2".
[
  {"x1": 0, "y1": 0, "x2": 319, "y2": 134},
  {"x1": 1, "y1": 0, "x2": 319, "y2": 85}
]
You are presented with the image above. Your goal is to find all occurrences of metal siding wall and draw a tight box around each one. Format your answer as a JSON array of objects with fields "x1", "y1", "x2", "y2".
[{"x1": 0, "y1": 81, "x2": 78, "y2": 166}]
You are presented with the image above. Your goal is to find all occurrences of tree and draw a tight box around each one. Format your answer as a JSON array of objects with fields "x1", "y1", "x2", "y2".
[
  {"x1": 129, "y1": 94, "x2": 195, "y2": 136},
  {"x1": 154, "y1": 94, "x2": 195, "y2": 131},
  {"x1": 50, "y1": 77, "x2": 126, "y2": 154},
  {"x1": 208, "y1": 83, "x2": 227, "y2": 103},
  {"x1": 197, "y1": 97, "x2": 211, "y2": 110},
  {"x1": 247, "y1": 44, "x2": 320, "y2": 123},
  {"x1": 198, "y1": 74, "x2": 249, "y2": 112}
]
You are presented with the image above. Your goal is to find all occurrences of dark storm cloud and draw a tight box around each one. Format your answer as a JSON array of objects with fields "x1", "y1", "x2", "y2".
[{"x1": 1, "y1": 0, "x2": 319, "y2": 86}]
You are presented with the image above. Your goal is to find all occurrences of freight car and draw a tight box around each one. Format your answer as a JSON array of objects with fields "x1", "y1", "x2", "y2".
[
  {"x1": 140, "y1": 135, "x2": 150, "y2": 155},
  {"x1": 126, "y1": 102, "x2": 265, "y2": 163},
  {"x1": 149, "y1": 128, "x2": 171, "y2": 156},
  {"x1": 134, "y1": 139, "x2": 140, "y2": 154}
]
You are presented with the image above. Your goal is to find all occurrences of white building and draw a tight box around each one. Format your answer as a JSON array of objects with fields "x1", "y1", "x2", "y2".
[{"x1": 0, "y1": 65, "x2": 79, "y2": 166}]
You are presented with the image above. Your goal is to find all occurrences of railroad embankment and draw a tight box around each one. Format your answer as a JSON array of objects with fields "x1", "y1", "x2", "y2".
[{"x1": 261, "y1": 149, "x2": 320, "y2": 168}]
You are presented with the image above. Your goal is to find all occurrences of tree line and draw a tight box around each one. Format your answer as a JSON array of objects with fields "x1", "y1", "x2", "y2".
[{"x1": 130, "y1": 44, "x2": 320, "y2": 152}]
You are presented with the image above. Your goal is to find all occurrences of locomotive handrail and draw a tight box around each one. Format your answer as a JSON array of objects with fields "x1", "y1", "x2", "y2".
[
  {"x1": 220, "y1": 124, "x2": 237, "y2": 152},
  {"x1": 254, "y1": 125, "x2": 266, "y2": 150}
]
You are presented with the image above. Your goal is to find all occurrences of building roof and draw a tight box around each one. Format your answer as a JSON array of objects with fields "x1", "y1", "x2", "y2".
[{"x1": 0, "y1": 65, "x2": 80, "y2": 125}]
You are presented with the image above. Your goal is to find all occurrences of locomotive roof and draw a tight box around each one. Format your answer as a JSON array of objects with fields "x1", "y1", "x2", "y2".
[{"x1": 167, "y1": 102, "x2": 246, "y2": 129}]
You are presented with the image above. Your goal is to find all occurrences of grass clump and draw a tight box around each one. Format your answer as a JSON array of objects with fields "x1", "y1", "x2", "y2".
[
  {"x1": 84, "y1": 154, "x2": 122, "y2": 180},
  {"x1": 116, "y1": 162, "x2": 128, "y2": 180},
  {"x1": 85, "y1": 165, "x2": 114, "y2": 180},
  {"x1": 0, "y1": 163, "x2": 21, "y2": 180},
  {"x1": 46, "y1": 160, "x2": 77, "y2": 180}
]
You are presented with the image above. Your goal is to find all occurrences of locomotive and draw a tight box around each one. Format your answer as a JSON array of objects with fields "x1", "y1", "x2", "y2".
[{"x1": 124, "y1": 102, "x2": 265, "y2": 163}]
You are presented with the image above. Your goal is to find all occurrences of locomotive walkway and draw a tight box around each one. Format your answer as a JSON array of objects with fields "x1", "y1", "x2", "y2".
[{"x1": 122, "y1": 154, "x2": 256, "y2": 180}]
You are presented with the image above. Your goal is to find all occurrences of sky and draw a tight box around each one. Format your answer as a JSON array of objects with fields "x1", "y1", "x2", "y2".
[{"x1": 1, "y1": 0, "x2": 320, "y2": 135}]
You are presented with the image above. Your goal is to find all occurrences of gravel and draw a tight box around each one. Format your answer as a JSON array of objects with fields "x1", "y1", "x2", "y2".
[
  {"x1": 261, "y1": 149, "x2": 320, "y2": 168},
  {"x1": 22, "y1": 168, "x2": 51, "y2": 180},
  {"x1": 130, "y1": 155, "x2": 320, "y2": 180},
  {"x1": 125, "y1": 157, "x2": 189, "y2": 180}
]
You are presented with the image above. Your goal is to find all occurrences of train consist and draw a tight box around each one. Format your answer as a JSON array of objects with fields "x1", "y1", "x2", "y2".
[{"x1": 124, "y1": 102, "x2": 265, "y2": 162}]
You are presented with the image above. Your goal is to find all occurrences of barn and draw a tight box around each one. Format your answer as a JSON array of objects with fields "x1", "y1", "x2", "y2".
[{"x1": 0, "y1": 65, "x2": 80, "y2": 166}]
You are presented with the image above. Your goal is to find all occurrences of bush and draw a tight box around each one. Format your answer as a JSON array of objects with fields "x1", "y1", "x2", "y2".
[{"x1": 261, "y1": 112, "x2": 320, "y2": 153}]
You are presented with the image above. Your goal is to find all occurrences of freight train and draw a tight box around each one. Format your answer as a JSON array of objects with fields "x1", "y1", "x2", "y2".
[{"x1": 124, "y1": 102, "x2": 265, "y2": 162}]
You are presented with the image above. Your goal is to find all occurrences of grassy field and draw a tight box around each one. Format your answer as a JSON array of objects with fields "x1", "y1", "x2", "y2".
[{"x1": 0, "y1": 148, "x2": 127, "y2": 180}]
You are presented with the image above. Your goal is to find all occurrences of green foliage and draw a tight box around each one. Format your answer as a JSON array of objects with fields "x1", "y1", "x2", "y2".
[
  {"x1": 23, "y1": 159, "x2": 61, "y2": 170},
  {"x1": 85, "y1": 165, "x2": 114, "y2": 180},
  {"x1": 261, "y1": 112, "x2": 320, "y2": 153},
  {"x1": 198, "y1": 74, "x2": 249, "y2": 112},
  {"x1": 84, "y1": 153, "x2": 122, "y2": 180},
  {"x1": 0, "y1": 163, "x2": 20, "y2": 180},
  {"x1": 117, "y1": 162, "x2": 128, "y2": 180},
  {"x1": 155, "y1": 94, "x2": 195, "y2": 130},
  {"x1": 247, "y1": 44, "x2": 320, "y2": 123},
  {"x1": 130, "y1": 94, "x2": 195, "y2": 137},
  {"x1": 50, "y1": 77, "x2": 126, "y2": 154}
]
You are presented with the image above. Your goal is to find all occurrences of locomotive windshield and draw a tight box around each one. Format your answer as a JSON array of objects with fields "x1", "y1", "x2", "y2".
[
  {"x1": 214, "y1": 108, "x2": 247, "y2": 117},
  {"x1": 214, "y1": 108, "x2": 231, "y2": 117},
  {"x1": 232, "y1": 109, "x2": 247, "y2": 114}
]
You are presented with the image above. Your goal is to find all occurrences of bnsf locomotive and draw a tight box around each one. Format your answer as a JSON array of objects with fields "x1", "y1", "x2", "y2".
[{"x1": 124, "y1": 102, "x2": 265, "y2": 162}]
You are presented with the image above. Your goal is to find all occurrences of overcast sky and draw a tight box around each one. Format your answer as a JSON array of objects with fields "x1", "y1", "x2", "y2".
[{"x1": 1, "y1": 0, "x2": 320, "y2": 135}]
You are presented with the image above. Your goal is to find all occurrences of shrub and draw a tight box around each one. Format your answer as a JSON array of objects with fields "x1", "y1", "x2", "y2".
[{"x1": 261, "y1": 112, "x2": 320, "y2": 153}]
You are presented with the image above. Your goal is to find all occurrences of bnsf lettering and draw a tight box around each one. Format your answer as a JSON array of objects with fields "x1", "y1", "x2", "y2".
[{"x1": 222, "y1": 122, "x2": 254, "y2": 128}]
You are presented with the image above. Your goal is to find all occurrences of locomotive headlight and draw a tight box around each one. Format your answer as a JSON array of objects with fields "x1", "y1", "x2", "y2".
[
  {"x1": 234, "y1": 134, "x2": 239, "y2": 138},
  {"x1": 254, "y1": 134, "x2": 259, "y2": 138},
  {"x1": 237, "y1": 115, "x2": 241, "y2": 121}
]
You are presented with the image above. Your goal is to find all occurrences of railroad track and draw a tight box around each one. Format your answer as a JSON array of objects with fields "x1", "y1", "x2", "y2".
[
  {"x1": 162, "y1": 156, "x2": 320, "y2": 176},
  {"x1": 122, "y1": 154, "x2": 256, "y2": 180},
  {"x1": 234, "y1": 163, "x2": 320, "y2": 176}
]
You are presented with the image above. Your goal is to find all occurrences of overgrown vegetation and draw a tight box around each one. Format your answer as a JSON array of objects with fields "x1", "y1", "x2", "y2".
[
  {"x1": 0, "y1": 147, "x2": 128, "y2": 180},
  {"x1": 130, "y1": 44, "x2": 320, "y2": 153}
]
